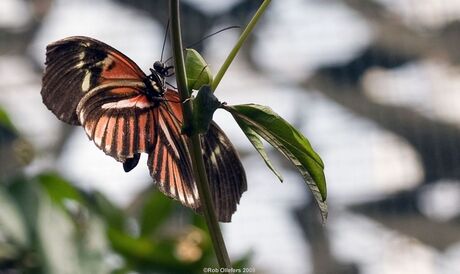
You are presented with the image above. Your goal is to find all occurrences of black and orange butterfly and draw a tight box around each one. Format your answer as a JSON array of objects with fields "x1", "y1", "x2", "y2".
[{"x1": 41, "y1": 36, "x2": 247, "y2": 222}]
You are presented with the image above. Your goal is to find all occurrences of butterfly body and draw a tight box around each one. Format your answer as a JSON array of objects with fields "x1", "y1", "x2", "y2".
[{"x1": 41, "y1": 36, "x2": 246, "y2": 222}]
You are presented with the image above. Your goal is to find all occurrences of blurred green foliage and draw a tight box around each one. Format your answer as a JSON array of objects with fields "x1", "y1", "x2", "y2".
[{"x1": 0, "y1": 106, "x2": 250, "y2": 273}]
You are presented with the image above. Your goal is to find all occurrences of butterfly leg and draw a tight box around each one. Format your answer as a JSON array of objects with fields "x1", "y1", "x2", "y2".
[
  {"x1": 163, "y1": 65, "x2": 175, "y2": 77},
  {"x1": 165, "y1": 82, "x2": 177, "y2": 89}
]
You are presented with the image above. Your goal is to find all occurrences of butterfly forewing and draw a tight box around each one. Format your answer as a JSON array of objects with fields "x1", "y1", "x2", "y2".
[
  {"x1": 42, "y1": 36, "x2": 160, "y2": 161},
  {"x1": 41, "y1": 36, "x2": 148, "y2": 125}
]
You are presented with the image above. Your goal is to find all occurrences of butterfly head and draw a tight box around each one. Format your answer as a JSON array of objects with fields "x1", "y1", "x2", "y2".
[{"x1": 152, "y1": 61, "x2": 174, "y2": 78}]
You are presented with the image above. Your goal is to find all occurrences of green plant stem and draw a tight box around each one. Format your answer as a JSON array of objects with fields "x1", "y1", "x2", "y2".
[
  {"x1": 211, "y1": 0, "x2": 271, "y2": 91},
  {"x1": 169, "y1": 0, "x2": 231, "y2": 267}
]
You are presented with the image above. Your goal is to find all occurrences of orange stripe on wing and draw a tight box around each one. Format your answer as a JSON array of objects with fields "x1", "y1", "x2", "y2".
[
  {"x1": 128, "y1": 116, "x2": 135, "y2": 156},
  {"x1": 172, "y1": 163, "x2": 186, "y2": 205},
  {"x1": 137, "y1": 112, "x2": 147, "y2": 152},
  {"x1": 104, "y1": 115, "x2": 117, "y2": 154},
  {"x1": 94, "y1": 115, "x2": 110, "y2": 147},
  {"x1": 116, "y1": 116, "x2": 125, "y2": 157},
  {"x1": 167, "y1": 157, "x2": 178, "y2": 198},
  {"x1": 160, "y1": 147, "x2": 169, "y2": 183},
  {"x1": 100, "y1": 51, "x2": 144, "y2": 80}
]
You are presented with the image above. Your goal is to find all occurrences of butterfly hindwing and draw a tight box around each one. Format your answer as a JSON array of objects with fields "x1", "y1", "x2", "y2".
[
  {"x1": 148, "y1": 92, "x2": 199, "y2": 209},
  {"x1": 201, "y1": 122, "x2": 247, "y2": 222},
  {"x1": 148, "y1": 90, "x2": 247, "y2": 222}
]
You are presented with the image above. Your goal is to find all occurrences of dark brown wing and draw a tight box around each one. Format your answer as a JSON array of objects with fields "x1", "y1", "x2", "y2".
[
  {"x1": 41, "y1": 36, "x2": 160, "y2": 162},
  {"x1": 201, "y1": 122, "x2": 247, "y2": 222},
  {"x1": 148, "y1": 89, "x2": 247, "y2": 222},
  {"x1": 41, "y1": 36, "x2": 148, "y2": 125}
]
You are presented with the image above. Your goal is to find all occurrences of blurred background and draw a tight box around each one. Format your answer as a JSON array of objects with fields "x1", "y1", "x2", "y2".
[{"x1": 1, "y1": 0, "x2": 460, "y2": 273}]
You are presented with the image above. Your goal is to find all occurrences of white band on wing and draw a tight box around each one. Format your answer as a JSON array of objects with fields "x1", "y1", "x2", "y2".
[{"x1": 101, "y1": 95, "x2": 153, "y2": 109}]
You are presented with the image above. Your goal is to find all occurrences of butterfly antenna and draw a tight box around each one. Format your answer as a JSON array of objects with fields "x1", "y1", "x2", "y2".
[
  {"x1": 162, "y1": 25, "x2": 241, "y2": 64},
  {"x1": 160, "y1": 19, "x2": 170, "y2": 62},
  {"x1": 187, "y1": 25, "x2": 240, "y2": 49}
]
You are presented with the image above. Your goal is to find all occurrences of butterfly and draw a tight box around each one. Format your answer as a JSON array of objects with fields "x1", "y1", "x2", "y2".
[{"x1": 41, "y1": 36, "x2": 247, "y2": 222}]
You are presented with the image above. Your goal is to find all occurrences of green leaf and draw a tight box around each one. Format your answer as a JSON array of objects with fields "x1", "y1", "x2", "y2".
[
  {"x1": 140, "y1": 191, "x2": 174, "y2": 236},
  {"x1": 234, "y1": 119, "x2": 283, "y2": 182},
  {"x1": 0, "y1": 106, "x2": 34, "y2": 172},
  {"x1": 188, "y1": 85, "x2": 221, "y2": 135},
  {"x1": 0, "y1": 106, "x2": 16, "y2": 133},
  {"x1": 232, "y1": 251, "x2": 253, "y2": 269},
  {"x1": 108, "y1": 228, "x2": 178, "y2": 266},
  {"x1": 107, "y1": 228, "x2": 155, "y2": 259},
  {"x1": 225, "y1": 104, "x2": 327, "y2": 221},
  {"x1": 78, "y1": 215, "x2": 111, "y2": 274},
  {"x1": 37, "y1": 193, "x2": 81, "y2": 274},
  {"x1": 0, "y1": 187, "x2": 29, "y2": 247},
  {"x1": 36, "y1": 172, "x2": 84, "y2": 206},
  {"x1": 185, "y1": 49, "x2": 213, "y2": 91},
  {"x1": 87, "y1": 191, "x2": 125, "y2": 231},
  {"x1": 7, "y1": 176, "x2": 41, "y2": 233}
]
